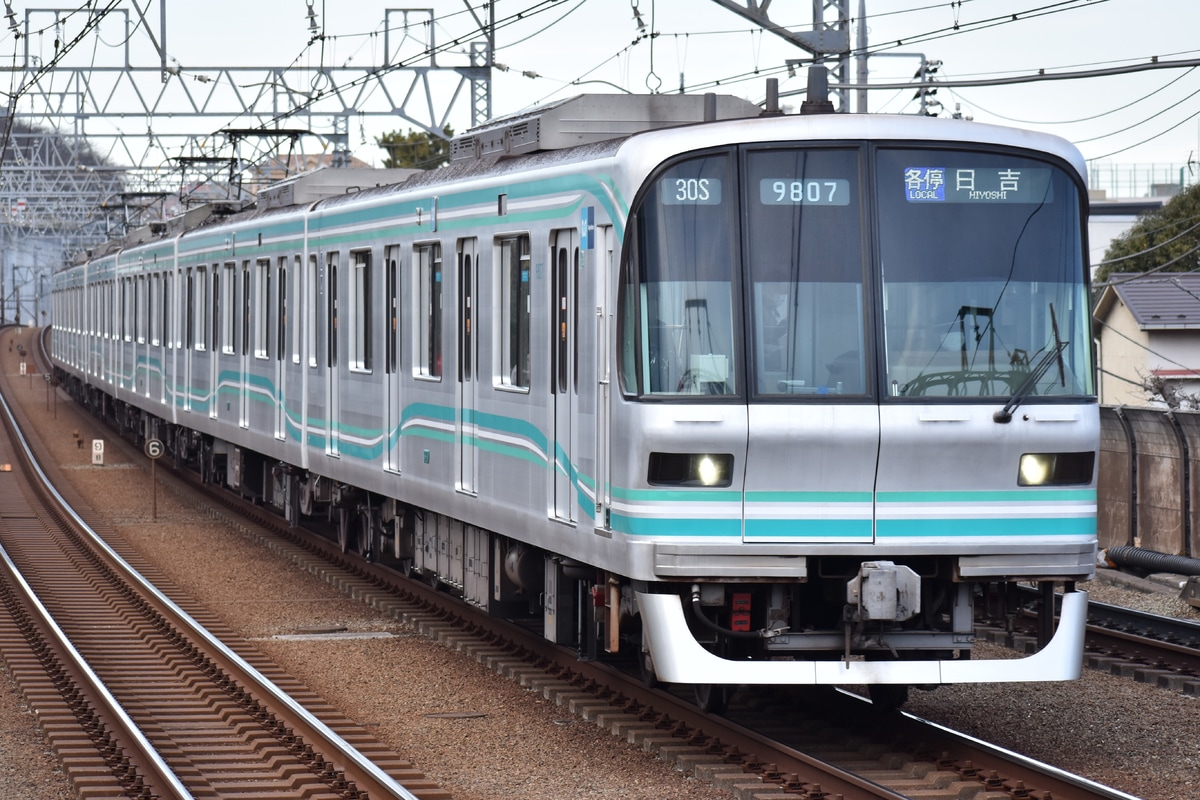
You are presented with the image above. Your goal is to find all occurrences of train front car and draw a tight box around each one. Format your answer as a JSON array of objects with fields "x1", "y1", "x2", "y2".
[{"x1": 619, "y1": 115, "x2": 1096, "y2": 704}]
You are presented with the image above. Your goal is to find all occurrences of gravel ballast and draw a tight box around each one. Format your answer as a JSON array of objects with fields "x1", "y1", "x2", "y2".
[{"x1": 2, "y1": 334, "x2": 1199, "y2": 799}]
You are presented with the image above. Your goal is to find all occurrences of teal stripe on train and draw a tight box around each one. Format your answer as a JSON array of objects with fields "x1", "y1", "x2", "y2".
[
  {"x1": 610, "y1": 486, "x2": 742, "y2": 503},
  {"x1": 746, "y1": 490, "x2": 873, "y2": 503},
  {"x1": 608, "y1": 512, "x2": 742, "y2": 538},
  {"x1": 876, "y1": 516, "x2": 1095, "y2": 537},
  {"x1": 877, "y1": 489, "x2": 1096, "y2": 503},
  {"x1": 743, "y1": 519, "x2": 873, "y2": 539}
]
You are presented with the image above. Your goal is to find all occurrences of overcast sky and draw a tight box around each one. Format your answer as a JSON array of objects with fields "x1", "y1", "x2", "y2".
[{"x1": 14, "y1": 0, "x2": 1200, "y2": 178}]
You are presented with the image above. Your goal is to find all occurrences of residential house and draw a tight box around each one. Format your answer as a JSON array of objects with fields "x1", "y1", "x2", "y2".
[{"x1": 1093, "y1": 272, "x2": 1200, "y2": 407}]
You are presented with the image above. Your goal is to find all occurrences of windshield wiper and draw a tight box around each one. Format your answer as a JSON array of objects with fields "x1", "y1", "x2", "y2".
[
  {"x1": 994, "y1": 302, "x2": 1067, "y2": 424},
  {"x1": 993, "y1": 340, "x2": 1068, "y2": 423}
]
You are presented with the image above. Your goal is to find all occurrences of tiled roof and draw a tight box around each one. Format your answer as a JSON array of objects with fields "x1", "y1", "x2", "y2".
[{"x1": 1097, "y1": 272, "x2": 1200, "y2": 329}]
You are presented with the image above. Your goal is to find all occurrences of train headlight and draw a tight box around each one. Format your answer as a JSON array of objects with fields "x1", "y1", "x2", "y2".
[
  {"x1": 1019, "y1": 454, "x2": 1052, "y2": 485},
  {"x1": 697, "y1": 456, "x2": 721, "y2": 486},
  {"x1": 1018, "y1": 452, "x2": 1095, "y2": 486},
  {"x1": 648, "y1": 452, "x2": 733, "y2": 487}
]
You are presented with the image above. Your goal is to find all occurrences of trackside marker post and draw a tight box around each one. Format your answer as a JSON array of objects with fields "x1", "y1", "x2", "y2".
[{"x1": 145, "y1": 438, "x2": 164, "y2": 520}]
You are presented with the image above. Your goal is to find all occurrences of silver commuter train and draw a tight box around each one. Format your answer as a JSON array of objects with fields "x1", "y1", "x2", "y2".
[{"x1": 51, "y1": 91, "x2": 1097, "y2": 707}]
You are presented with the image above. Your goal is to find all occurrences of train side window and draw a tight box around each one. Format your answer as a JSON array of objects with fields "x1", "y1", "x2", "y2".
[
  {"x1": 385, "y1": 245, "x2": 400, "y2": 374},
  {"x1": 573, "y1": 245, "x2": 580, "y2": 394},
  {"x1": 327, "y1": 253, "x2": 338, "y2": 369},
  {"x1": 161, "y1": 271, "x2": 169, "y2": 348},
  {"x1": 554, "y1": 245, "x2": 568, "y2": 394},
  {"x1": 277, "y1": 257, "x2": 287, "y2": 362},
  {"x1": 350, "y1": 249, "x2": 371, "y2": 372},
  {"x1": 221, "y1": 262, "x2": 236, "y2": 355},
  {"x1": 241, "y1": 261, "x2": 250, "y2": 358},
  {"x1": 164, "y1": 271, "x2": 173, "y2": 349},
  {"x1": 498, "y1": 234, "x2": 531, "y2": 390},
  {"x1": 195, "y1": 267, "x2": 208, "y2": 351},
  {"x1": 154, "y1": 272, "x2": 161, "y2": 347},
  {"x1": 136, "y1": 274, "x2": 146, "y2": 344},
  {"x1": 458, "y1": 243, "x2": 472, "y2": 382},
  {"x1": 306, "y1": 254, "x2": 318, "y2": 368},
  {"x1": 130, "y1": 275, "x2": 137, "y2": 343},
  {"x1": 415, "y1": 241, "x2": 442, "y2": 379},
  {"x1": 255, "y1": 258, "x2": 270, "y2": 359},
  {"x1": 149, "y1": 273, "x2": 159, "y2": 346},
  {"x1": 210, "y1": 266, "x2": 220, "y2": 352},
  {"x1": 186, "y1": 269, "x2": 195, "y2": 349},
  {"x1": 292, "y1": 255, "x2": 302, "y2": 364}
]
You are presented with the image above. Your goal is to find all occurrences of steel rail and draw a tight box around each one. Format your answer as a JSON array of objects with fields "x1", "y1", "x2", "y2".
[
  {"x1": 0, "y1": 538, "x2": 195, "y2": 800},
  {"x1": 4, "y1": 334, "x2": 424, "y2": 800}
]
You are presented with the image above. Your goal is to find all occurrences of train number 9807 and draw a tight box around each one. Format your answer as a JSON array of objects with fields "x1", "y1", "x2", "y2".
[{"x1": 759, "y1": 178, "x2": 851, "y2": 206}]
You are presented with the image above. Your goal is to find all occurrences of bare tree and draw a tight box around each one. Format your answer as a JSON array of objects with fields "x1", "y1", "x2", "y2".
[{"x1": 1140, "y1": 370, "x2": 1200, "y2": 410}]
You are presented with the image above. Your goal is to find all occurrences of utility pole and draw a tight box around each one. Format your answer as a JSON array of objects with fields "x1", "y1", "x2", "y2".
[
  {"x1": 914, "y1": 58, "x2": 943, "y2": 116},
  {"x1": 710, "y1": 0, "x2": 851, "y2": 111},
  {"x1": 855, "y1": 0, "x2": 868, "y2": 113}
]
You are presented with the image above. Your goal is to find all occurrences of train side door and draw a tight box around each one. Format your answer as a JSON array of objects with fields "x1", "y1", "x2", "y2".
[
  {"x1": 456, "y1": 238, "x2": 478, "y2": 494},
  {"x1": 287, "y1": 255, "x2": 306, "y2": 454},
  {"x1": 240, "y1": 260, "x2": 251, "y2": 428},
  {"x1": 164, "y1": 269, "x2": 175, "y2": 410},
  {"x1": 209, "y1": 266, "x2": 220, "y2": 421},
  {"x1": 594, "y1": 225, "x2": 614, "y2": 531},
  {"x1": 146, "y1": 271, "x2": 158, "y2": 400},
  {"x1": 551, "y1": 228, "x2": 579, "y2": 523},
  {"x1": 183, "y1": 268, "x2": 193, "y2": 413},
  {"x1": 326, "y1": 252, "x2": 340, "y2": 457},
  {"x1": 136, "y1": 273, "x2": 146, "y2": 396},
  {"x1": 384, "y1": 246, "x2": 402, "y2": 473},
  {"x1": 274, "y1": 257, "x2": 288, "y2": 440}
]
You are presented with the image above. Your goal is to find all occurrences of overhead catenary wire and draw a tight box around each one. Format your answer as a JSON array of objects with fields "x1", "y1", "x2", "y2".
[
  {"x1": 941, "y1": 67, "x2": 1197, "y2": 126},
  {"x1": 1093, "y1": 215, "x2": 1200, "y2": 270},
  {"x1": 1092, "y1": 244, "x2": 1200, "y2": 289},
  {"x1": 1094, "y1": 316, "x2": 1200, "y2": 378}
]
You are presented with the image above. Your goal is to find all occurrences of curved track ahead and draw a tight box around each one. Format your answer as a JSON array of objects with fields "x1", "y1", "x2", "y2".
[{"x1": 0, "y1": 324, "x2": 447, "y2": 800}]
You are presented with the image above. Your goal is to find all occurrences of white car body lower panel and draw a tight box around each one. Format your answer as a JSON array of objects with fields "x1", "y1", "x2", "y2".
[{"x1": 637, "y1": 589, "x2": 1087, "y2": 685}]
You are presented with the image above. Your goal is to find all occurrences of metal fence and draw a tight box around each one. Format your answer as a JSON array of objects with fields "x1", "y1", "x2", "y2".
[
  {"x1": 1087, "y1": 162, "x2": 1196, "y2": 200},
  {"x1": 1100, "y1": 405, "x2": 1199, "y2": 557}
]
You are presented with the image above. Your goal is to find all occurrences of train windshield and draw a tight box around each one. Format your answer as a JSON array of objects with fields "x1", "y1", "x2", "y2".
[
  {"x1": 621, "y1": 142, "x2": 1091, "y2": 401},
  {"x1": 627, "y1": 152, "x2": 740, "y2": 396},
  {"x1": 745, "y1": 148, "x2": 867, "y2": 396},
  {"x1": 877, "y1": 148, "x2": 1091, "y2": 399}
]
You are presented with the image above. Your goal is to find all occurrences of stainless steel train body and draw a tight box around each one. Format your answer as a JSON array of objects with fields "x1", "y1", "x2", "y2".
[{"x1": 52, "y1": 96, "x2": 1098, "y2": 697}]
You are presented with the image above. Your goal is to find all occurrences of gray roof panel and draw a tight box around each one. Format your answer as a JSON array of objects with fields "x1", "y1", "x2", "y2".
[{"x1": 1107, "y1": 272, "x2": 1200, "y2": 329}]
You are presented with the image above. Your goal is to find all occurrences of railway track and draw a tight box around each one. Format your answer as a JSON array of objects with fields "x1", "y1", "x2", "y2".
[
  {"x1": 0, "y1": 334, "x2": 447, "y2": 800},
  {"x1": 7, "y1": 326, "x2": 1143, "y2": 799},
  {"x1": 988, "y1": 584, "x2": 1200, "y2": 697},
  {"x1": 150, "y1": 476, "x2": 1141, "y2": 800},
  {"x1": 1083, "y1": 599, "x2": 1200, "y2": 690}
]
